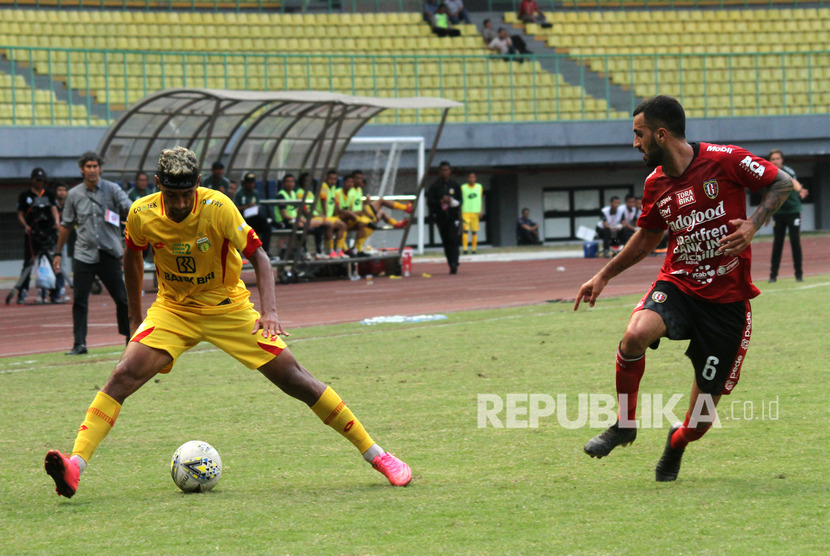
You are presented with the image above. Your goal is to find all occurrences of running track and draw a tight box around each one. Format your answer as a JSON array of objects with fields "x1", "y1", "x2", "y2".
[{"x1": 2, "y1": 237, "x2": 828, "y2": 357}]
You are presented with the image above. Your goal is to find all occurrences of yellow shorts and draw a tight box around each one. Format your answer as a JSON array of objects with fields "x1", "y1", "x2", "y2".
[
  {"x1": 343, "y1": 214, "x2": 371, "y2": 229},
  {"x1": 365, "y1": 204, "x2": 380, "y2": 223},
  {"x1": 130, "y1": 300, "x2": 287, "y2": 372},
  {"x1": 309, "y1": 216, "x2": 340, "y2": 227},
  {"x1": 462, "y1": 213, "x2": 480, "y2": 232}
]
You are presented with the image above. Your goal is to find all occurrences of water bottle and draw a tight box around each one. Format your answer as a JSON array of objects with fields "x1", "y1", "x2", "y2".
[{"x1": 402, "y1": 247, "x2": 413, "y2": 277}]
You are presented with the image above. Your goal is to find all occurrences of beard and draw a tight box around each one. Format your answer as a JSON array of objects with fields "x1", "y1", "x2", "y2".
[{"x1": 643, "y1": 136, "x2": 665, "y2": 168}]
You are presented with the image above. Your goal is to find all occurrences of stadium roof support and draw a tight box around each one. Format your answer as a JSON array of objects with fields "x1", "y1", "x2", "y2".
[{"x1": 96, "y1": 88, "x2": 462, "y2": 188}]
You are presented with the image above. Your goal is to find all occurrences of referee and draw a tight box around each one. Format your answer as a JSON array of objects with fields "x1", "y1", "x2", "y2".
[{"x1": 53, "y1": 151, "x2": 133, "y2": 355}]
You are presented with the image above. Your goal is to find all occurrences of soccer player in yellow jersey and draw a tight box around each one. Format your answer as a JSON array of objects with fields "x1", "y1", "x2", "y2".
[
  {"x1": 461, "y1": 173, "x2": 484, "y2": 254},
  {"x1": 334, "y1": 175, "x2": 366, "y2": 255},
  {"x1": 300, "y1": 172, "x2": 346, "y2": 259},
  {"x1": 309, "y1": 170, "x2": 347, "y2": 258},
  {"x1": 352, "y1": 170, "x2": 412, "y2": 256},
  {"x1": 297, "y1": 172, "x2": 333, "y2": 260},
  {"x1": 44, "y1": 147, "x2": 412, "y2": 498}
]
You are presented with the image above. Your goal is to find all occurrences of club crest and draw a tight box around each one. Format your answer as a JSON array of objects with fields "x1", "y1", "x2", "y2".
[
  {"x1": 703, "y1": 179, "x2": 719, "y2": 200},
  {"x1": 196, "y1": 236, "x2": 211, "y2": 253},
  {"x1": 651, "y1": 291, "x2": 667, "y2": 304}
]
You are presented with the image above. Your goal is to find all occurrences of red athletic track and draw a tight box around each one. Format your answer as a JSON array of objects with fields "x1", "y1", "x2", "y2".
[{"x1": 2, "y1": 237, "x2": 829, "y2": 357}]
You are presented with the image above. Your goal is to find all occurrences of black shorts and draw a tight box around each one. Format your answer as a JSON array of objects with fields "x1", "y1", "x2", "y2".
[{"x1": 635, "y1": 280, "x2": 752, "y2": 395}]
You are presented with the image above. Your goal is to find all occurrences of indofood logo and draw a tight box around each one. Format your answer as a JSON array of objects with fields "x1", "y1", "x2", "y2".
[{"x1": 668, "y1": 201, "x2": 725, "y2": 233}]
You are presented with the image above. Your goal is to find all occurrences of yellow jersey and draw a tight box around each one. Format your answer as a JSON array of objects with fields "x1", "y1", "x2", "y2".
[{"x1": 125, "y1": 188, "x2": 262, "y2": 309}]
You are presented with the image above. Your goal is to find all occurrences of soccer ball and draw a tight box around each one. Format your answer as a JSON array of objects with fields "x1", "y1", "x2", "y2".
[{"x1": 170, "y1": 440, "x2": 222, "y2": 493}]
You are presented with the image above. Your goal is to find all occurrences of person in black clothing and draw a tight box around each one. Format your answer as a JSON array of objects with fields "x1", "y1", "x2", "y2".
[
  {"x1": 517, "y1": 208, "x2": 543, "y2": 245},
  {"x1": 11, "y1": 167, "x2": 60, "y2": 304},
  {"x1": 768, "y1": 149, "x2": 808, "y2": 283},
  {"x1": 426, "y1": 161, "x2": 463, "y2": 274}
]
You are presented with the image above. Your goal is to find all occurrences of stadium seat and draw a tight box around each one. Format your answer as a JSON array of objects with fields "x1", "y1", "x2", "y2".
[{"x1": 2, "y1": 6, "x2": 828, "y2": 126}]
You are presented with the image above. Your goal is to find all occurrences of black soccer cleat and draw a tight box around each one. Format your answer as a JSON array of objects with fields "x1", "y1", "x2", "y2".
[
  {"x1": 655, "y1": 424, "x2": 684, "y2": 482},
  {"x1": 584, "y1": 421, "x2": 637, "y2": 458}
]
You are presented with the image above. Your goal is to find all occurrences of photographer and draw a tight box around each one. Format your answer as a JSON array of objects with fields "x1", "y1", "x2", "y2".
[{"x1": 9, "y1": 168, "x2": 60, "y2": 304}]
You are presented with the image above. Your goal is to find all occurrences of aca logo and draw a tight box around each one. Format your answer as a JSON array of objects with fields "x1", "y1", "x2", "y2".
[{"x1": 739, "y1": 156, "x2": 765, "y2": 179}]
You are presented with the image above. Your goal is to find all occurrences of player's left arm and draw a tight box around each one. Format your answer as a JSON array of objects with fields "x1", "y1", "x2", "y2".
[
  {"x1": 717, "y1": 168, "x2": 793, "y2": 256},
  {"x1": 248, "y1": 247, "x2": 289, "y2": 339}
]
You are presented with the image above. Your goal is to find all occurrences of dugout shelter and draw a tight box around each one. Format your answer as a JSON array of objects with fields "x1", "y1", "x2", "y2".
[{"x1": 96, "y1": 88, "x2": 461, "y2": 279}]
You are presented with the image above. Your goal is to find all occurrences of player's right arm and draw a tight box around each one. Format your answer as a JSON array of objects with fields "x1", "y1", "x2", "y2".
[
  {"x1": 124, "y1": 247, "x2": 144, "y2": 335},
  {"x1": 123, "y1": 205, "x2": 149, "y2": 335},
  {"x1": 574, "y1": 227, "x2": 664, "y2": 311}
]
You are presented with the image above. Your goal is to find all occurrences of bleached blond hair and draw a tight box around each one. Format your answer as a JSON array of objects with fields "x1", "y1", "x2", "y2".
[{"x1": 157, "y1": 146, "x2": 199, "y2": 188}]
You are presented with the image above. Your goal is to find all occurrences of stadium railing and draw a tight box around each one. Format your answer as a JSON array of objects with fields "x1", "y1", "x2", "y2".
[
  {"x1": 0, "y1": 47, "x2": 828, "y2": 126},
  {"x1": 0, "y1": 0, "x2": 282, "y2": 11},
  {"x1": 4, "y1": 0, "x2": 825, "y2": 12}
]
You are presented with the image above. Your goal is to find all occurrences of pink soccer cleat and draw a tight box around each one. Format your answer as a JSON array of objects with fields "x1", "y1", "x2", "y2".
[
  {"x1": 44, "y1": 450, "x2": 80, "y2": 498},
  {"x1": 372, "y1": 452, "x2": 412, "y2": 486},
  {"x1": 393, "y1": 219, "x2": 409, "y2": 229},
  {"x1": 404, "y1": 202, "x2": 414, "y2": 214}
]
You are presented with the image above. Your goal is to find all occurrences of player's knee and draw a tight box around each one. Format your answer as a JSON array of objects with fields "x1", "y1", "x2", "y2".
[
  {"x1": 620, "y1": 327, "x2": 652, "y2": 357},
  {"x1": 104, "y1": 361, "x2": 143, "y2": 402},
  {"x1": 620, "y1": 326, "x2": 647, "y2": 352},
  {"x1": 265, "y1": 354, "x2": 312, "y2": 388}
]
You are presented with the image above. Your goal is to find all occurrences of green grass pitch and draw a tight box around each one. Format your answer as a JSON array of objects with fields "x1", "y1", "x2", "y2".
[{"x1": 1, "y1": 276, "x2": 827, "y2": 554}]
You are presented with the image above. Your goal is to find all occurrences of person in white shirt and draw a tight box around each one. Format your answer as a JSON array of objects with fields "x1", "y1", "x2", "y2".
[
  {"x1": 596, "y1": 196, "x2": 626, "y2": 257},
  {"x1": 620, "y1": 194, "x2": 640, "y2": 243},
  {"x1": 443, "y1": 0, "x2": 470, "y2": 24},
  {"x1": 488, "y1": 28, "x2": 517, "y2": 56}
]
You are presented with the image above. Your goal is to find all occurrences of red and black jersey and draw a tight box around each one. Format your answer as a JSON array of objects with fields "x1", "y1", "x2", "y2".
[{"x1": 638, "y1": 142, "x2": 778, "y2": 303}]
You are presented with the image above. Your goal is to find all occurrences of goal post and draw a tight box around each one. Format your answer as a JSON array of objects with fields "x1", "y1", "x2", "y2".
[{"x1": 342, "y1": 136, "x2": 427, "y2": 254}]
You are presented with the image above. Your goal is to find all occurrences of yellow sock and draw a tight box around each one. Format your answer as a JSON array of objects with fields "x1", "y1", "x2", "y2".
[
  {"x1": 392, "y1": 201, "x2": 407, "y2": 211},
  {"x1": 387, "y1": 217, "x2": 399, "y2": 226},
  {"x1": 359, "y1": 228, "x2": 374, "y2": 249},
  {"x1": 310, "y1": 386, "x2": 375, "y2": 454},
  {"x1": 472, "y1": 232, "x2": 478, "y2": 251},
  {"x1": 337, "y1": 236, "x2": 347, "y2": 251},
  {"x1": 325, "y1": 238, "x2": 334, "y2": 252},
  {"x1": 72, "y1": 391, "x2": 122, "y2": 463},
  {"x1": 462, "y1": 232, "x2": 469, "y2": 250}
]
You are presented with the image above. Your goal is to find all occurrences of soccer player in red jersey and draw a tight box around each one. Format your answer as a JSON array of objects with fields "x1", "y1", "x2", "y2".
[{"x1": 574, "y1": 96, "x2": 794, "y2": 481}]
